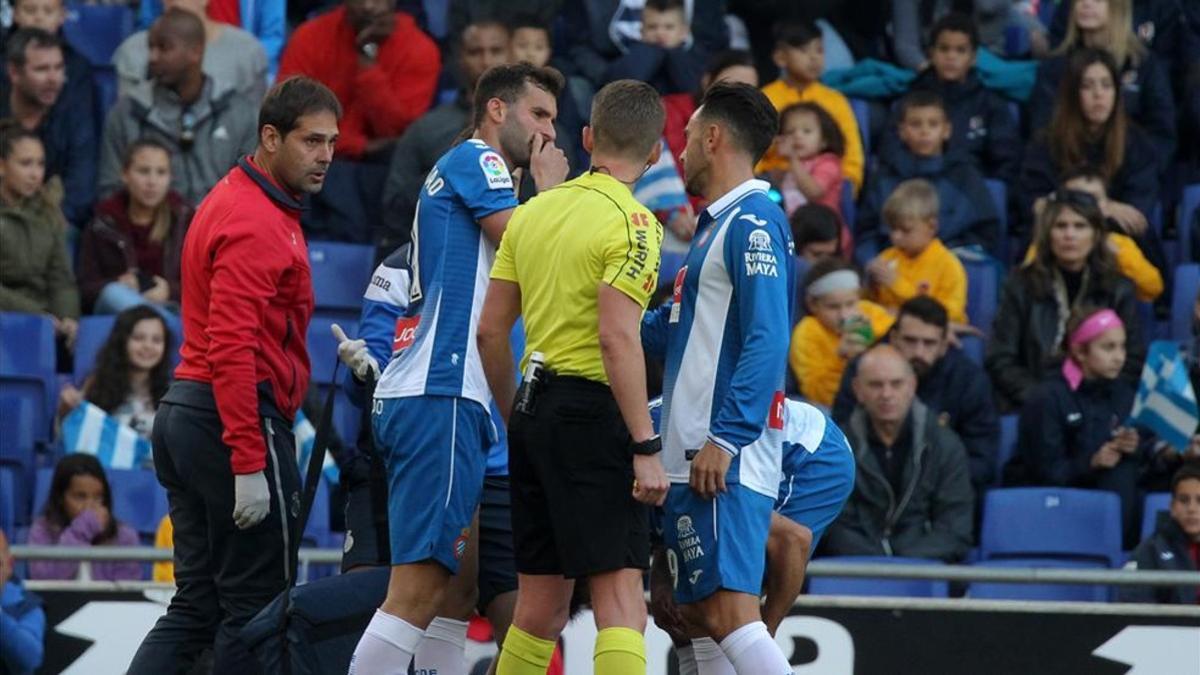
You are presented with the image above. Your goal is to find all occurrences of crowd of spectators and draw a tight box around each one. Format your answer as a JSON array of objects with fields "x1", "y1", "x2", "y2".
[{"x1": 1, "y1": 0, "x2": 1198, "y2": 621}]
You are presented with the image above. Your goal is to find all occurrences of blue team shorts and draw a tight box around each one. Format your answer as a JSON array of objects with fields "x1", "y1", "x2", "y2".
[
  {"x1": 662, "y1": 483, "x2": 775, "y2": 605},
  {"x1": 373, "y1": 395, "x2": 493, "y2": 572},
  {"x1": 774, "y1": 421, "x2": 856, "y2": 550}
]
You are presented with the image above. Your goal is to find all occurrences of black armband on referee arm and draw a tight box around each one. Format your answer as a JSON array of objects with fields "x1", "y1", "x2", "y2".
[{"x1": 631, "y1": 435, "x2": 662, "y2": 456}]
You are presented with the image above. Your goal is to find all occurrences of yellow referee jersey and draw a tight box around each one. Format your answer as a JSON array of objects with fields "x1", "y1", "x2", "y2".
[{"x1": 491, "y1": 170, "x2": 664, "y2": 384}]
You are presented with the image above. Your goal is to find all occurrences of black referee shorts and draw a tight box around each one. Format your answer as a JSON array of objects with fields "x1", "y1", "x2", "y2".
[{"x1": 508, "y1": 375, "x2": 650, "y2": 578}]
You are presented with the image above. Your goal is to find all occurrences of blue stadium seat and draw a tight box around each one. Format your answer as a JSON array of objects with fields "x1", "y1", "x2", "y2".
[
  {"x1": 0, "y1": 465, "x2": 17, "y2": 537},
  {"x1": 62, "y1": 2, "x2": 135, "y2": 67},
  {"x1": 840, "y1": 179, "x2": 856, "y2": 232},
  {"x1": 849, "y1": 98, "x2": 870, "y2": 157},
  {"x1": 1171, "y1": 264, "x2": 1198, "y2": 341},
  {"x1": 309, "y1": 242, "x2": 374, "y2": 317},
  {"x1": 980, "y1": 488, "x2": 1123, "y2": 567},
  {"x1": 0, "y1": 312, "x2": 57, "y2": 444},
  {"x1": 963, "y1": 259, "x2": 999, "y2": 331},
  {"x1": 984, "y1": 179, "x2": 1007, "y2": 261},
  {"x1": 1179, "y1": 183, "x2": 1199, "y2": 265},
  {"x1": 33, "y1": 468, "x2": 52, "y2": 521},
  {"x1": 659, "y1": 251, "x2": 686, "y2": 291},
  {"x1": 0, "y1": 393, "x2": 36, "y2": 471},
  {"x1": 967, "y1": 558, "x2": 1110, "y2": 602},
  {"x1": 996, "y1": 414, "x2": 1019, "y2": 484},
  {"x1": 303, "y1": 479, "x2": 331, "y2": 547},
  {"x1": 73, "y1": 315, "x2": 117, "y2": 385},
  {"x1": 307, "y1": 316, "x2": 356, "y2": 386},
  {"x1": 93, "y1": 67, "x2": 119, "y2": 133},
  {"x1": 958, "y1": 335, "x2": 983, "y2": 366},
  {"x1": 108, "y1": 468, "x2": 167, "y2": 538},
  {"x1": 1140, "y1": 492, "x2": 1170, "y2": 542},
  {"x1": 332, "y1": 389, "x2": 362, "y2": 447},
  {"x1": 808, "y1": 556, "x2": 949, "y2": 598}
]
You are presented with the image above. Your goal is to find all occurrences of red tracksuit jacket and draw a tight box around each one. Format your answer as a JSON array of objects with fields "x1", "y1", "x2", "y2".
[{"x1": 175, "y1": 156, "x2": 314, "y2": 475}]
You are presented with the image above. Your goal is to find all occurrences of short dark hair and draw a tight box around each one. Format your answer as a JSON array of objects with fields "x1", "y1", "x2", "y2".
[
  {"x1": 779, "y1": 102, "x2": 846, "y2": 157},
  {"x1": 154, "y1": 7, "x2": 206, "y2": 47},
  {"x1": 1059, "y1": 164, "x2": 1109, "y2": 188},
  {"x1": 704, "y1": 49, "x2": 755, "y2": 82},
  {"x1": 0, "y1": 118, "x2": 41, "y2": 159},
  {"x1": 896, "y1": 296, "x2": 949, "y2": 332},
  {"x1": 1172, "y1": 464, "x2": 1200, "y2": 495},
  {"x1": 5, "y1": 27, "x2": 61, "y2": 68},
  {"x1": 645, "y1": 0, "x2": 685, "y2": 13},
  {"x1": 590, "y1": 79, "x2": 665, "y2": 159},
  {"x1": 929, "y1": 12, "x2": 979, "y2": 51},
  {"x1": 508, "y1": 13, "x2": 550, "y2": 35},
  {"x1": 471, "y1": 62, "x2": 565, "y2": 129},
  {"x1": 897, "y1": 90, "x2": 947, "y2": 121},
  {"x1": 258, "y1": 76, "x2": 343, "y2": 138},
  {"x1": 696, "y1": 81, "x2": 778, "y2": 163},
  {"x1": 790, "y1": 203, "x2": 841, "y2": 250},
  {"x1": 774, "y1": 20, "x2": 821, "y2": 50}
]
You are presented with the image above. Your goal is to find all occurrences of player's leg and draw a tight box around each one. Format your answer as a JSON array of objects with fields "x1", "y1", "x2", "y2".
[
  {"x1": 476, "y1": 475, "x2": 519, "y2": 674},
  {"x1": 498, "y1": 574, "x2": 575, "y2": 675},
  {"x1": 762, "y1": 513, "x2": 813, "y2": 635},
  {"x1": 412, "y1": 511, "x2": 482, "y2": 675}
]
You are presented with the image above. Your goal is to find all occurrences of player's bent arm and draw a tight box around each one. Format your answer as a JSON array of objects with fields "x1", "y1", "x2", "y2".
[
  {"x1": 597, "y1": 283, "x2": 655, "y2": 443},
  {"x1": 478, "y1": 279, "x2": 522, "y2": 423},
  {"x1": 479, "y1": 208, "x2": 516, "y2": 247}
]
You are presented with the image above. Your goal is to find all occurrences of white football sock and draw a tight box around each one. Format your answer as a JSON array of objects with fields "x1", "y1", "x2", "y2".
[
  {"x1": 348, "y1": 609, "x2": 424, "y2": 675},
  {"x1": 719, "y1": 621, "x2": 792, "y2": 675},
  {"x1": 413, "y1": 616, "x2": 469, "y2": 675},
  {"x1": 693, "y1": 637, "x2": 737, "y2": 675}
]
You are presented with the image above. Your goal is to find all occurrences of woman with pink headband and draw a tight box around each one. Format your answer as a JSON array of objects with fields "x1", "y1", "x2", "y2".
[{"x1": 1012, "y1": 305, "x2": 1159, "y2": 546}]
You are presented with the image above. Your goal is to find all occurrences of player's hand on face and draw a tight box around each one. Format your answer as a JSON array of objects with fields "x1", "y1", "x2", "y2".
[
  {"x1": 529, "y1": 135, "x2": 569, "y2": 192},
  {"x1": 633, "y1": 454, "x2": 669, "y2": 506},
  {"x1": 689, "y1": 441, "x2": 731, "y2": 500}
]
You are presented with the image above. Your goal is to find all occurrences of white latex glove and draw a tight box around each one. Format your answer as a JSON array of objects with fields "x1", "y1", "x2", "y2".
[
  {"x1": 233, "y1": 471, "x2": 271, "y2": 529},
  {"x1": 331, "y1": 323, "x2": 380, "y2": 380}
]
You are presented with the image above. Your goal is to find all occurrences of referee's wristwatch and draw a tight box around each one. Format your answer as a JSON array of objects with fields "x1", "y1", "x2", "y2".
[{"x1": 630, "y1": 434, "x2": 662, "y2": 456}]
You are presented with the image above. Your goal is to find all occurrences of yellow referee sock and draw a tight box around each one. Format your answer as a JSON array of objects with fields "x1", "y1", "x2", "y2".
[
  {"x1": 496, "y1": 625, "x2": 556, "y2": 675},
  {"x1": 595, "y1": 627, "x2": 646, "y2": 675}
]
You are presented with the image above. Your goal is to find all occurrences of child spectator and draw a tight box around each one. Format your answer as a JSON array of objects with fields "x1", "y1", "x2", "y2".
[
  {"x1": 856, "y1": 91, "x2": 999, "y2": 258},
  {"x1": 510, "y1": 17, "x2": 552, "y2": 67},
  {"x1": 505, "y1": 16, "x2": 586, "y2": 176},
  {"x1": 27, "y1": 454, "x2": 143, "y2": 581},
  {"x1": 986, "y1": 192, "x2": 1144, "y2": 411},
  {"x1": 866, "y1": 179, "x2": 968, "y2": 325},
  {"x1": 604, "y1": 0, "x2": 705, "y2": 95},
  {"x1": 1014, "y1": 305, "x2": 1153, "y2": 545},
  {"x1": 791, "y1": 258, "x2": 894, "y2": 407},
  {"x1": 772, "y1": 102, "x2": 846, "y2": 222},
  {"x1": 1019, "y1": 48, "x2": 1159, "y2": 242},
  {"x1": 80, "y1": 139, "x2": 191, "y2": 315},
  {"x1": 886, "y1": 12, "x2": 1020, "y2": 183},
  {"x1": 662, "y1": 50, "x2": 759, "y2": 166},
  {"x1": 791, "y1": 203, "x2": 843, "y2": 263},
  {"x1": 0, "y1": 529, "x2": 44, "y2": 674},
  {"x1": 1120, "y1": 464, "x2": 1200, "y2": 604},
  {"x1": 1027, "y1": 168, "x2": 1164, "y2": 302},
  {"x1": 58, "y1": 305, "x2": 172, "y2": 442},
  {"x1": 759, "y1": 21, "x2": 865, "y2": 194},
  {"x1": 0, "y1": 119, "x2": 79, "y2": 348}
]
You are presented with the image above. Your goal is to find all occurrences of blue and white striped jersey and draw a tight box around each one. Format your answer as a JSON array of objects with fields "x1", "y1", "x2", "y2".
[
  {"x1": 375, "y1": 139, "x2": 518, "y2": 408},
  {"x1": 643, "y1": 179, "x2": 796, "y2": 498}
]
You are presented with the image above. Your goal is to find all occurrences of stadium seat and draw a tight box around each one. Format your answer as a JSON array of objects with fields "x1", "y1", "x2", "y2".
[
  {"x1": 840, "y1": 179, "x2": 856, "y2": 230},
  {"x1": 659, "y1": 251, "x2": 686, "y2": 292},
  {"x1": 963, "y1": 258, "x2": 999, "y2": 331},
  {"x1": 808, "y1": 556, "x2": 949, "y2": 598},
  {"x1": 0, "y1": 312, "x2": 57, "y2": 444},
  {"x1": 1171, "y1": 264, "x2": 1198, "y2": 342},
  {"x1": 984, "y1": 179, "x2": 1007, "y2": 258},
  {"x1": 980, "y1": 488, "x2": 1123, "y2": 567},
  {"x1": 958, "y1": 335, "x2": 983, "y2": 366},
  {"x1": 1179, "y1": 183, "x2": 1199, "y2": 265},
  {"x1": 303, "y1": 479, "x2": 331, "y2": 547},
  {"x1": 0, "y1": 465, "x2": 17, "y2": 537},
  {"x1": 308, "y1": 242, "x2": 374, "y2": 318},
  {"x1": 849, "y1": 98, "x2": 870, "y2": 157},
  {"x1": 93, "y1": 67, "x2": 119, "y2": 128},
  {"x1": 332, "y1": 389, "x2": 363, "y2": 447},
  {"x1": 1139, "y1": 492, "x2": 1170, "y2": 542},
  {"x1": 33, "y1": 468, "x2": 52, "y2": 521},
  {"x1": 0, "y1": 393, "x2": 36, "y2": 471},
  {"x1": 62, "y1": 2, "x2": 135, "y2": 67},
  {"x1": 307, "y1": 316, "x2": 356, "y2": 387},
  {"x1": 967, "y1": 558, "x2": 1110, "y2": 602},
  {"x1": 108, "y1": 468, "x2": 167, "y2": 538},
  {"x1": 995, "y1": 414, "x2": 1018, "y2": 484},
  {"x1": 73, "y1": 315, "x2": 117, "y2": 384}
]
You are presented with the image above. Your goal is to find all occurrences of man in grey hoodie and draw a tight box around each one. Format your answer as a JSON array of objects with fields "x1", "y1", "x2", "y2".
[
  {"x1": 824, "y1": 344, "x2": 975, "y2": 562},
  {"x1": 98, "y1": 8, "x2": 257, "y2": 207}
]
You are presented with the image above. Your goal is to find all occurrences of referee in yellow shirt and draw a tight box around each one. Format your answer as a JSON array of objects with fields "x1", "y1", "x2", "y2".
[{"x1": 477, "y1": 79, "x2": 669, "y2": 675}]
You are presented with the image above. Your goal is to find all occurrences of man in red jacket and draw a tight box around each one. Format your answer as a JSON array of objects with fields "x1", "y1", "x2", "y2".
[{"x1": 128, "y1": 76, "x2": 342, "y2": 675}]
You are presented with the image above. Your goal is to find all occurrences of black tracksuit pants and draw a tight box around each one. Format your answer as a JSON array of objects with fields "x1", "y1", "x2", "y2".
[{"x1": 128, "y1": 381, "x2": 301, "y2": 675}]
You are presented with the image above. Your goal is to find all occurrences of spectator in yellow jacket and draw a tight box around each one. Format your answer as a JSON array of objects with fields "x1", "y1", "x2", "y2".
[
  {"x1": 758, "y1": 21, "x2": 864, "y2": 194},
  {"x1": 153, "y1": 515, "x2": 172, "y2": 583},
  {"x1": 791, "y1": 259, "x2": 894, "y2": 407}
]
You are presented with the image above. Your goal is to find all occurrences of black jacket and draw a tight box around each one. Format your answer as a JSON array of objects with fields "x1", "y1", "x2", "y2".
[
  {"x1": 1017, "y1": 125, "x2": 1159, "y2": 240},
  {"x1": 985, "y1": 266, "x2": 1144, "y2": 411},
  {"x1": 882, "y1": 69, "x2": 1021, "y2": 184},
  {"x1": 824, "y1": 400, "x2": 975, "y2": 562},
  {"x1": 1013, "y1": 374, "x2": 1152, "y2": 543},
  {"x1": 855, "y1": 144, "x2": 1000, "y2": 257},
  {"x1": 1118, "y1": 512, "x2": 1200, "y2": 604},
  {"x1": 832, "y1": 346, "x2": 999, "y2": 489}
]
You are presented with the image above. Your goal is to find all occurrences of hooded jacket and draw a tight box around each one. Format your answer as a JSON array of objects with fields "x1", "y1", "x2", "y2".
[
  {"x1": 1119, "y1": 511, "x2": 1200, "y2": 605},
  {"x1": 77, "y1": 190, "x2": 193, "y2": 309},
  {"x1": 824, "y1": 400, "x2": 975, "y2": 562},
  {"x1": 0, "y1": 190, "x2": 80, "y2": 319},
  {"x1": 985, "y1": 266, "x2": 1144, "y2": 411},
  {"x1": 855, "y1": 144, "x2": 1000, "y2": 256},
  {"x1": 97, "y1": 77, "x2": 258, "y2": 206}
]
